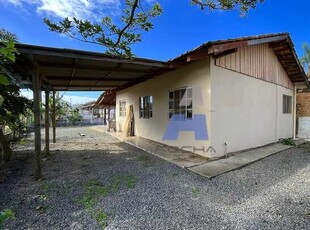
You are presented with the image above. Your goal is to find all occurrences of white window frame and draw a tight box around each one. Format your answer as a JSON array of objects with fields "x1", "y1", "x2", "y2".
[
  {"x1": 119, "y1": 100, "x2": 126, "y2": 117},
  {"x1": 168, "y1": 87, "x2": 192, "y2": 119},
  {"x1": 283, "y1": 95, "x2": 292, "y2": 114},
  {"x1": 139, "y1": 96, "x2": 153, "y2": 119}
]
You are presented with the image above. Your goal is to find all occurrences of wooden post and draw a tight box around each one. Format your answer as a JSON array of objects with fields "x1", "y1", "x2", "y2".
[
  {"x1": 32, "y1": 69, "x2": 42, "y2": 180},
  {"x1": 45, "y1": 90, "x2": 50, "y2": 155},
  {"x1": 104, "y1": 108, "x2": 107, "y2": 125},
  {"x1": 108, "y1": 105, "x2": 111, "y2": 120},
  {"x1": 52, "y1": 91, "x2": 56, "y2": 143}
]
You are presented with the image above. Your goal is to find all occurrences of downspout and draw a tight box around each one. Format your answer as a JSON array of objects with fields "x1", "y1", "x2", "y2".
[
  {"x1": 275, "y1": 62, "x2": 279, "y2": 142},
  {"x1": 275, "y1": 85, "x2": 278, "y2": 142},
  {"x1": 293, "y1": 84, "x2": 297, "y2": 139}
]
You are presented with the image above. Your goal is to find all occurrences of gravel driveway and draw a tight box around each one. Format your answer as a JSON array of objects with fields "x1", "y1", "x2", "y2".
[{"x1": 1, "y1": 126, "x2": 310, "y2": 229}]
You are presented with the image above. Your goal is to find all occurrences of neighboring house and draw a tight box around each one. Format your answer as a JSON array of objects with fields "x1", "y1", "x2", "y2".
[
  {"x1": 95, "y1": 91, "x2": 116, "y2": 125},
  {"x1": 115, "y1": 33, "x2": 309, "y2": 158},
  {"x1": 79, "y1": 101, "x2": 104, "y2": 125},
  {"x1": 55, "y1": 101, "x2": 72, "y2": 126}
]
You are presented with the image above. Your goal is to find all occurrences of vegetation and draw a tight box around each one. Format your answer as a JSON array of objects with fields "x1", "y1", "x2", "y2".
[
  {"x1": 44, "y1": 0, "x2": 264, "y2": 58},
  {"x1": 0, "y1": 29, "x2": 33, "y2": 162},
  {"x1": 281, "y1": 138, "x2": 296, "y2": 146},
  {"x1": 95, "y1": 210, "x2": 108, "y2": 229},
  {"x1": 0, "y1": 209, "x2": 15, "y2": 228},
  {"x1": 68, "y1": 109, "x2": 83, "y2": 125},
  {"x1": 300, "y1": 43, "x2": 310, "y2": 73},
  {"x1": 192, "y1": 187, "x2": 200, "y2": 197},
  {"x1": 77, "y1": 175, "x2": 138, "y2": 228},
  {"x1": 137, "y1": 155, "x2": 150, "y2": 162}
]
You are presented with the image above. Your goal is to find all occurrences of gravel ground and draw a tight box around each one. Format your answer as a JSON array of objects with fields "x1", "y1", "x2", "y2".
[{"x1": 1, "y1": 126, "x2": 310, "y2": 229}]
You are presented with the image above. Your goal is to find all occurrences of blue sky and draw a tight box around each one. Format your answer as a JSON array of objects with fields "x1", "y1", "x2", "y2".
[{"x1": 1, "y1": 0, "x2": 309, "y2": 103}]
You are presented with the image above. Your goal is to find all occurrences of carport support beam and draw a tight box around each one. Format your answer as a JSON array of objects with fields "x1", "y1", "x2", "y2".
[
  {"x1": 104, "y1": 108, "x2": 107, "y2": 125},
  {"x1": 32, "y1": 70, "x2": 42, "y2": 180},
  {"x1": 52, "y1": 91, "x2": 56, "y2": 143},
  {"x1": 45, "y1": 90, "x2": 50, "y2": 155}
]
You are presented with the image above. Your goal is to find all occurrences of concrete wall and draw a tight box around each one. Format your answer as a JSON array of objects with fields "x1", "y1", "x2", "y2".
[
  {"x1": 210, "y1": 57, "x2": 294, "y2": 157},
  {"x1": 296, "y1": 85, "x2": 310, "y2": 138},
  {"x1": 116, "y1": 59, "x2": 212, "y2": 157}
]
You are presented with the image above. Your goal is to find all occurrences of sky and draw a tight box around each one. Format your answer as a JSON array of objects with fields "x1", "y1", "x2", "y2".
[{"x1": 1, "y1": 0, "x2": 310, "y2": 104}]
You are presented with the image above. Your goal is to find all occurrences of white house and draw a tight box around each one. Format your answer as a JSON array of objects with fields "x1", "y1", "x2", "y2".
[{"x1": 114, "y1": 33, "x2": 308, "y2": 158}]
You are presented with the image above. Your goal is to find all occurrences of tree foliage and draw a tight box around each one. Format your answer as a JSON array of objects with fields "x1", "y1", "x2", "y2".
[
  {"x1": 68, "y1": 109, "x2": 83, "y2": 125},
  {"x1": 0, "y1": 85, "x2": 33, "y2": 127},
  {"x1": 44, "y1": 0, "x2": 162, "y2": 57},
  {"x1": 190, "y1": 0, "x2": 264, "y2": 15},
  {"x1": 0, "y1": 29, "x2": 19, "y2": 105},
  {"x1": 300, "y1": 43, "x2": 310, "y2": 74},
  {"x1": 44, "y1": 0, "x2": 264, "y2": 58},
  {"x1": 0, "y1": 29, "x2": 32, "y2": 162}
]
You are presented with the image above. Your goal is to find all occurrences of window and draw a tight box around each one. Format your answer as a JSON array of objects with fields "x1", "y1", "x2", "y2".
[
  {"x1": 283, "y1": 95, "x2": 292, "y2": 114},
  {"x1": 169, "y1": 88, "x2": 192, "y2": 119},
  {"x1": 139, "y1": 96, "x2": 153, "y2": 119},
  {"x1": 119, "y1": 100, "x2": 126, "y2": 117}
]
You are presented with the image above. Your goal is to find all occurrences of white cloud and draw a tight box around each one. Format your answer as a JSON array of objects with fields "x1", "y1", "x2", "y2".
[
  {"x1": 21, "y1": 89, "x2": 97, "y2": 105},
  {"x1": 1, "y1": 0, "x2": 121, "y2": 20}
]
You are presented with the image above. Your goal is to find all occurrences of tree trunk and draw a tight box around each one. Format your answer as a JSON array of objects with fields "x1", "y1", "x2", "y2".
[{"x1": 0, "y1": 129, "x2": 12, "y2": 162}]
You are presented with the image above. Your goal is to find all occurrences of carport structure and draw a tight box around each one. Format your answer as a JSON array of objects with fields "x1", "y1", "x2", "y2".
[{"x1": 12, "y1": 44, "x2": 173, "y2": 179}]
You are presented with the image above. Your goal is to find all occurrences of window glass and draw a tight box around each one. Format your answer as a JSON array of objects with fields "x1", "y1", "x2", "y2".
[
  {"x1": 139, "y1": 96, "x2": 153, "y2": 119},
  {"x1": 168, "y1": 87, "x2": 193, "y2": 120}
]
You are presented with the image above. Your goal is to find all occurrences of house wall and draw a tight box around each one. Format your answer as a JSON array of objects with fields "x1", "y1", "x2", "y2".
[
  {"x1": 116, "y1": 59, "x2": 212, "y2": 157},
  {"x1": 116, "y1": 44, "x2": 296, "y2": 158},
  {"x1": 210, "y1": 46, "x2": 294, "y2": 157},
  {"x1": 296, "y1": 84, "x2": 310, "y2": 138}
]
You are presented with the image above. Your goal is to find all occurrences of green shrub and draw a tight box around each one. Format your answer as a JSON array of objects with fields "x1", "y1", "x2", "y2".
[
  {"x1": 0, "y1": 209, "x2": 15, "y2": 227},
  {"x1": 282, "y1": 138, "x2": 296, "y2": 146}
]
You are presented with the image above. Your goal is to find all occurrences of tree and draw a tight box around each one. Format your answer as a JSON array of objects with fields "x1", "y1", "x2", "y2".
[
  {"x1": 0, "y1": 85, "x2": 32, "y2": 161},
  {"x1": 0, "y1": 29, "x2": 32, "y2": 162},
  {"x1": 44, "y1": 0, "x2": 264, "y2": 58},
  {"x1": 300, "y1": 43, "x2": 310, "y2": 74},
  {"x1": 68, "y1": 109, "x2": 83, "y2": 125}
]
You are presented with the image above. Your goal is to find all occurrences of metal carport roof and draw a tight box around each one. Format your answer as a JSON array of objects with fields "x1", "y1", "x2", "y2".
[{"x1": 13, "y1": 44, "x2": 173, "y2": 91}]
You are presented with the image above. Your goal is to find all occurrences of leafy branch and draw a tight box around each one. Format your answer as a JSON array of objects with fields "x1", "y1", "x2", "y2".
[
  {"x1": 44, "y1": 0, "x2": 162, "y2": 58},
  {"x1": 44, "y1": 0, "x2": 264, "y2": 58},
  {"x1": 190, "y1": 0, "x2": 264, "y2": 16}
]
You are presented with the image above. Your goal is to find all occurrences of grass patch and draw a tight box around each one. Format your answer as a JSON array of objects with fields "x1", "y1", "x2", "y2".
[
  {"x1": 124, "y1": 175, "x2": 138, "y2": 189},
  {"x1": 78, "y1": 194, "x2": 96, "y2": 210},
  {"x1": 137, "y1": 155, "x2": 150, "y2": 161},
  {"x1": 171, "y1": 172, "x2": 179, "y2": 177},
  {"x1": 40, "y1": 182, "x2": 51, "y2": 192},
  {"x1": 77, "y1": 175, "x2": 138, "y2": 227},
  {"x1": 95, "y1": 210, "x2": 108, "y2": 229},
  {"x1": 192, "y1": 187, "x2": 200, "y2": 196}
]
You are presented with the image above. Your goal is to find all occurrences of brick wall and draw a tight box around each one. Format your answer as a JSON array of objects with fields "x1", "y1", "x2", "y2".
[{"x1": 297, "y1": 92, "x2": 310, "y2": 117}]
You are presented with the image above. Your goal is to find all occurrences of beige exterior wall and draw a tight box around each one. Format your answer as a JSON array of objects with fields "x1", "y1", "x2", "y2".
[
  {"x1": 116, "y1": 45, "x2": 295, "y2": 158},
  {"x1": 116, "y1": 59, "x2": 212, "y2": 157},
  {"x1": 210, "y1": 55, "x2": 294, "y2": 157}
]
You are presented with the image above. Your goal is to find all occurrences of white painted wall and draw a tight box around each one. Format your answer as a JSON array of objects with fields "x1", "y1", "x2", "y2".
[
  {"x1": 116, "y1": 49, "x2": 294, "y2": 158},
  {"x1": 116, "y1": 59, "x2": 212, "y2": 157},
  {"x1": 210, "y1": 58, "x2": 293, "y2": 157}
]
